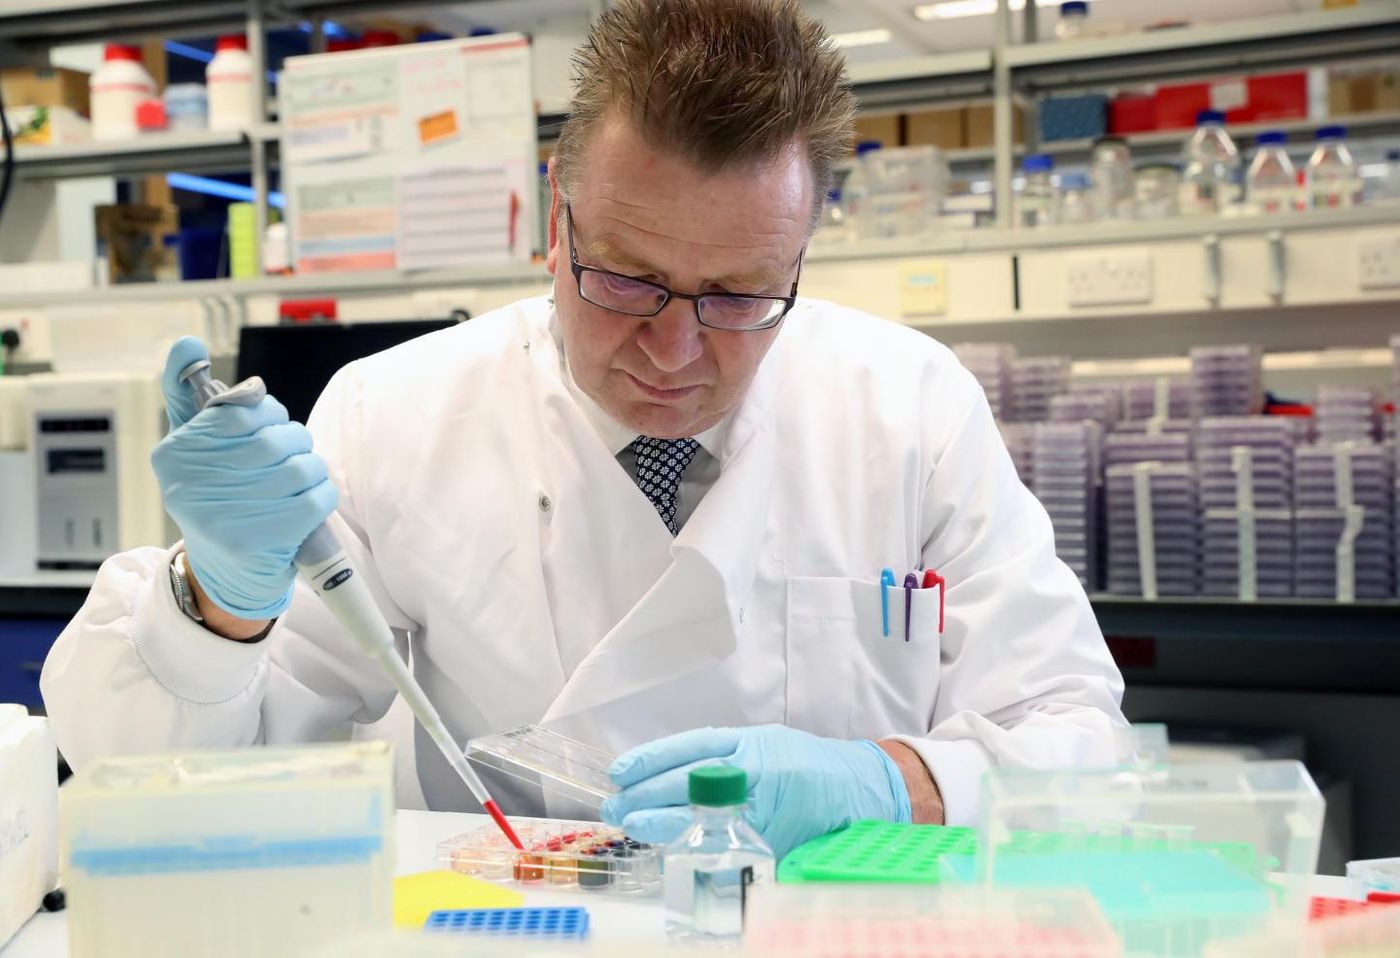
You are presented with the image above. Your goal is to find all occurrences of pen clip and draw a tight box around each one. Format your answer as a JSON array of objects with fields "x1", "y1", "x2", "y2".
[
  {"x1": 903, "y1": 573, "x2": 918, "y2": 642},
  {"x1": 922, "y1": 569, "x2": 946, "y2": 635},
  {"x1": 880, "y1": 569, "x2": 895, "y2": 638}
]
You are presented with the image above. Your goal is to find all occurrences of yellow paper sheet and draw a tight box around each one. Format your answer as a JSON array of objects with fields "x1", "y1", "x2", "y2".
[{"x1": 392, "y1": 869, "x2": 525, "y2": 929}]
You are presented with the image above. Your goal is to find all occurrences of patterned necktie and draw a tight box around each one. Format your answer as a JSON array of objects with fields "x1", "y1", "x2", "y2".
[{"x1": 631, "y1": 436, "x2": 701, "y2": 535}]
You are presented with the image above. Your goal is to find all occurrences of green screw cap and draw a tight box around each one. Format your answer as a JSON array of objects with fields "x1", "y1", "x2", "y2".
[{"x1": 689, "y1": 765, "x2": 747, "y2": 807}]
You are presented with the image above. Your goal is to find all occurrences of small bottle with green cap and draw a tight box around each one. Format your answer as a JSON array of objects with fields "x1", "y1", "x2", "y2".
[{"x1": 663, "y1": 764, "x2": 774, "y2": 944}]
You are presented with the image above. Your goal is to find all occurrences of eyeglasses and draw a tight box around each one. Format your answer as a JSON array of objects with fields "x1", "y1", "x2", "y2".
[{"x1": 566, "y1": 204, "x2": 802, "y2": 332}]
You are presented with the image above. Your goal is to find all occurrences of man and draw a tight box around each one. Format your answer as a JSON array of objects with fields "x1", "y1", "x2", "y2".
[{"x1": 42, "y1": 0, "x2": 1125, "y2": 859}]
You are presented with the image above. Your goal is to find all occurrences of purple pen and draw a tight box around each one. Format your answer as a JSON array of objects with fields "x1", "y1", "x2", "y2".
[{"x1": 903, "y1": 573, "x2": 918, "y2": 642}]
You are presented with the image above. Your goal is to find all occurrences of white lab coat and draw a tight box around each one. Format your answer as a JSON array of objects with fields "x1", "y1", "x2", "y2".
[{"x1": 41, "y1": 296, "x2": 1126, "y2": 826}]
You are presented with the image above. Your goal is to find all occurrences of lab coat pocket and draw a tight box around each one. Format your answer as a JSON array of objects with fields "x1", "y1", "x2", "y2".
[{"x1": 785, "y1": 577, "x2": 942, "y2": 741}]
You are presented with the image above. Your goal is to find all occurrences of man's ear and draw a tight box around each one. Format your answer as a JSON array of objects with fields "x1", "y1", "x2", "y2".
[{"x1": 545, "y1": 155, "x2": 563, "y2": 276}]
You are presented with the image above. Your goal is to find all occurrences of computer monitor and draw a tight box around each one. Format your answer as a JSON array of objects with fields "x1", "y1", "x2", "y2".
[{"x1": 235, "y1": 319, "x2": 460, "y2": 424}]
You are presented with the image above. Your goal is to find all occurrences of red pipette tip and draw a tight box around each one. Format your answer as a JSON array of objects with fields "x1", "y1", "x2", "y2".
[{"x1": 483, "y1": 799, "x2": 524, "y2": 850}]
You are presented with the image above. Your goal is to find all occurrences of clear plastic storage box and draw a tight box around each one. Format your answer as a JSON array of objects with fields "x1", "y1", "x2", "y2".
[
  {"x1": 744, "y1": 884, "x2": 1122, "y2": 958},
  {"x1": 60, "y1": 742, "x2": 394, "y2": 958},
  {"x1": 971, "y1": 761, "x2": 1325, "y2": 957},
  {"x1": 464, "y1": 725, "x2": 619, "y2": 808}
]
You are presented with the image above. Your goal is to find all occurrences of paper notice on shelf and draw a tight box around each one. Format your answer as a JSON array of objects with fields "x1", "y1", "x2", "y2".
[
  {"x1": 281, "y1": 59, "x2": 400, "y2": 164},
  {"x1": 294, "y1": 174, "x2": 398, "y2": 274},
  {"x1": 397, "y1": 165, "x2": 515, "y2": 272}
]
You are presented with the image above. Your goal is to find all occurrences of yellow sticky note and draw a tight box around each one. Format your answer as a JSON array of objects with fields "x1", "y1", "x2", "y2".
[
  {"x1": 393, "y1": 870, "x2": 524, "y2": 929},
  {"x1": 899, "y1": 260, "x2": 948, "y2": 318}
]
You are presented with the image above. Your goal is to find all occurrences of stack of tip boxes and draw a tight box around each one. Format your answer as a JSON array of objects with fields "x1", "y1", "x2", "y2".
[
  {"x1": 61, "y1": 741, "x2": 393, "y2": 958},
  {"x1": 972, "y1": 761, "x2": 1325, "y2": 957}
]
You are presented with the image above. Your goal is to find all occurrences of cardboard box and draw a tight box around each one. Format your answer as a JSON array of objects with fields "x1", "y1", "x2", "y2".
[
  {"x1": 1331, "y1": 68, "x2": 1400, "y2": 114},
  {"x1": 905, "y1": 107, "x2": 964, "y2": 150},
  {"x1": 95, "y1": 204, "x2": 179, "y2": 285},
  {"x1": 853, "y1": 112, "x2": 901, "y2": 150},
  {"x1": 1, "y1": 65, "x2": 90, "y2": 117},
  {"x1": 964, "y1": 102, "x2": 1025, "y2": 147},
  {"x1": 5, "y1": 104, "x2": 91, "y2": 145}
]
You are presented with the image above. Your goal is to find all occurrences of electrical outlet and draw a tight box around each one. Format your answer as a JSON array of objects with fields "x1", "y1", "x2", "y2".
[
  {"x1": 898, "y1": 259, "x2": 948, "y2": 318},
  {"x1": 1066, "y1": 249, "x2": 1153, "y2": 307},
  {"x1": 1359, "y1": 234, "x2": 1400, "y2": 290}
]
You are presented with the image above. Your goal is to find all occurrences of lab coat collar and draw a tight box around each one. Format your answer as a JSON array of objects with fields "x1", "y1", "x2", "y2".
[{"x1": 551, "y1": 308, "x2": 731, "y2": 461}]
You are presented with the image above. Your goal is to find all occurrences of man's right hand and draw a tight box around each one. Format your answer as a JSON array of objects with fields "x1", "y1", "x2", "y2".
[{"x1": 152, "y1": 337, "x2": 338, "y2": 632}]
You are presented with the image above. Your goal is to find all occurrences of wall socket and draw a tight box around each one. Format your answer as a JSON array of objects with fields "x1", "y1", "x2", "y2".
[
  {"x1": 1359, "y1": 233, "x2": 1400, "y2": 290},
  {"x1": 0, "y1": 309, "x2": 52, "y2": 367},
  {"x1": 1066, "y1": 249, "x2": 1153, "y2": 307}
]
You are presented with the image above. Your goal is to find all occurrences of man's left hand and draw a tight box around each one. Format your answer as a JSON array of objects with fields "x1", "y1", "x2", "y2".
[{"x1": 599, "y1": 724, "x2": 912, "y2": 861}]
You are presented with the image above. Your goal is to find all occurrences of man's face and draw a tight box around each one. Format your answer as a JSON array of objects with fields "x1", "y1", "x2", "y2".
[{"x1": 546, "y1": 115, "x2": 812, "y2": 440}]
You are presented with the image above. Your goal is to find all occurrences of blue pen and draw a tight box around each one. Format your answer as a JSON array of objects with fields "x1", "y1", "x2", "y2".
[
  {"x1": 880, "y1": 569, "x2": 895, "y2": 637},
  {"x1": 903, "y1": 573, "x2": 919, "y2": 642}
]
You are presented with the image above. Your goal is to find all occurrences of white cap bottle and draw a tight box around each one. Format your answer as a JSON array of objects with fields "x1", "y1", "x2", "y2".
[
  {"x1": 90, "y1": 44, "x2": 158, "y2": 141},
  {"x1": 207, "y1": 35, "x2": 258, "y2": 132}
]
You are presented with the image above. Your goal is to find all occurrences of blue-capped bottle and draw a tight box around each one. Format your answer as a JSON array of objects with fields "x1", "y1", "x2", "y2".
[{"x1": 663, "y1": 765, "x2": 775, "y2": 944}]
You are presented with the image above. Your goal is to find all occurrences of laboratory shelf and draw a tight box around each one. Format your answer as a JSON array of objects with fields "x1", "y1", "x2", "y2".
[
  {"x1": 1092, "y1": 596, "x2": 1400, "y2": 695},
  {"x1": 0, "y1": 0, "x2": 250, "y2": 44},
  {"x1": 1006, "y1": 3, "x2": 1400, "y2": 91},
  {"x1": 13, "y1": 130, "x2": 266, "y2": 180},
  {"x1": 847, "y1": 51, "x2": 995, "y2": 110}
]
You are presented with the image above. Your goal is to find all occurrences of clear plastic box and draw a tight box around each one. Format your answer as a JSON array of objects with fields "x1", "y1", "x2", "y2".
[
  {"x1": 971, "y1": 761, "x2": 1325, "y2": 957},
  {"x1": 1203, "y1": 902, "x2": 1400, "y2": 958},
  {"x1": 744, "y1": 884, "x2": 1122, "y2": 957},
  {"x1": 437, "y1": 819, "x2": 661, "y2": 896},
  {"x1": 1347, "y1": 857, "x2": 1400, "y2": 894},
  {"x1": 60, "y1": 742, "x2": 394, "y2": 958},
  {"x1": 464, "y1": 725, "x2": 618, "y2": 809}
]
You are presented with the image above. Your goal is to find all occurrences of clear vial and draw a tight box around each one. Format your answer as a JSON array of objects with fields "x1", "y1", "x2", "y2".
[
  {"x1": 1018, "y1": 154, "x2": 1057, "y2": 229},
  {"x1": 1057, "y1": 172, "x2": 1095, "y2": 225},
  {"x1": 1180, "y1": 110, "x2": 1242, "y2": 217},
  {"x1": 1307, "y1": 125, "x2": 1359, "y2": 210},
  {"x1": 663, "y1": 766, "x2": 774, "y2": 946},
  {"x1": 1090, "y1": 136, "x2": 1135, "y2": 220},
  {"x1": 1055, "y1": 0, "x2": 1089, "y2": 41},
  {"x1": 818, "y1": 188, "x2": 849, "y2": 243},
  {"x1": 1246, "y1": 131, "x2": 1298, "y2": 215}
]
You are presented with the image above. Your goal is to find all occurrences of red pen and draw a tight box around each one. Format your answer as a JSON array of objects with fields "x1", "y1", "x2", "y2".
[{"x1": 922, "y1": 569, "x2": 946, "y2": 635}]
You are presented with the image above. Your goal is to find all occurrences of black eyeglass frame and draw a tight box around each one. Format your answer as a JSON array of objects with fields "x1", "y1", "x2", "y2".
[{"x1": 565, "y1": 203, "x2": 803, "y2": 332}]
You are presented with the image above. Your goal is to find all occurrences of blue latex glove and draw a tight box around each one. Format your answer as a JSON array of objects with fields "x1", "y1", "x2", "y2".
[
  {"x1": 600, "y1": 725, "x2": 912, "y2": 861},
  {"x1": 151, "y1": 336, "x2": 338, "y2": 620}
]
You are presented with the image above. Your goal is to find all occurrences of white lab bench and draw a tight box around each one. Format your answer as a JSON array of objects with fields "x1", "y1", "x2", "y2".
[{"x1": 1, "y1": 809, "x2": 1362, "y2": 956}]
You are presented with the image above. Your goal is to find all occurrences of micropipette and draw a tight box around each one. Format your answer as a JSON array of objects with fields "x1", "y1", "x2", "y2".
[{"x1": 178, "y1": 358, "x2": 524, "y2": 850}]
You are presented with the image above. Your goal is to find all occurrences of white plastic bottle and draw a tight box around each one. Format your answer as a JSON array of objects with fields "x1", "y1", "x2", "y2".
[
  {"x1": 207, "y1": 34, "x2": 258, "y2": 132},
  {"x1": 90, "y1": 44, "x2": 157, "y2": 141},
  {"x1": 1307, "y1": 125, "x2": 1360, "y2": 210},
  {"x1": 664, "y1": 766, "x2": 774, "y2": 945},
  {"x1": 1246, "y1": 131, "x2": 1298, "y2": 215},
  {"x1": 1090, "y1": 136, "x2": 1135, "y2": 220},
  {"x1": 1180, "y1": 110, "x2": 1242, "y2": 217},
  {"x1": 1055, "y1": 1, "x2": 1089, "y2": 40},
  {"x1": 1018, "y1": 154, "x2": 1057, "y2": 229}
]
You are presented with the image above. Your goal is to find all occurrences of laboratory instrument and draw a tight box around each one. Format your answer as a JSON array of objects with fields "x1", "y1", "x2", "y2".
[
  {"x1": 1181, "y1": 111, "x2": 1242, "y2": 216},
  {"x1": 1246, "y1": 131, "x2": 1298, "y2": 215},
  {"x1": 26, "y1": 371, "x2": 168, "y2": 569},
  {"x1": 179, "y1": 359, "x2": 522, "y2": 850},
  {"x1": 61, "y1": 742, "x2": 394, "y2": 958},
  {"x1": 439, "y1": 820, "x2": 661, "y2": 895},
  {"x1": 1307, "y1": 126, "x2": 1360, "y2": 210},
  {"x1": 0, "y1": 706, "x2": 57, "y2": 951},
  {"x1": 663, "y1": 765, "x2": 775, "y2": 944}
]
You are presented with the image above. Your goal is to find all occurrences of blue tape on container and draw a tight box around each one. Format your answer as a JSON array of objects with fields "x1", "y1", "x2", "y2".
[
  {"x1": 69, "y1": 835, "x2": 383, "y2": 876},
  {"x1": 425, "y1": 907, "x2": 590, "y2": 940}
]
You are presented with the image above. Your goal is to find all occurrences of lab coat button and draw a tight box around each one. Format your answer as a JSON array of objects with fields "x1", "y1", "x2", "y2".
[{"x1": 538, "y1": 493, "x2": 552, "y2": 512}]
